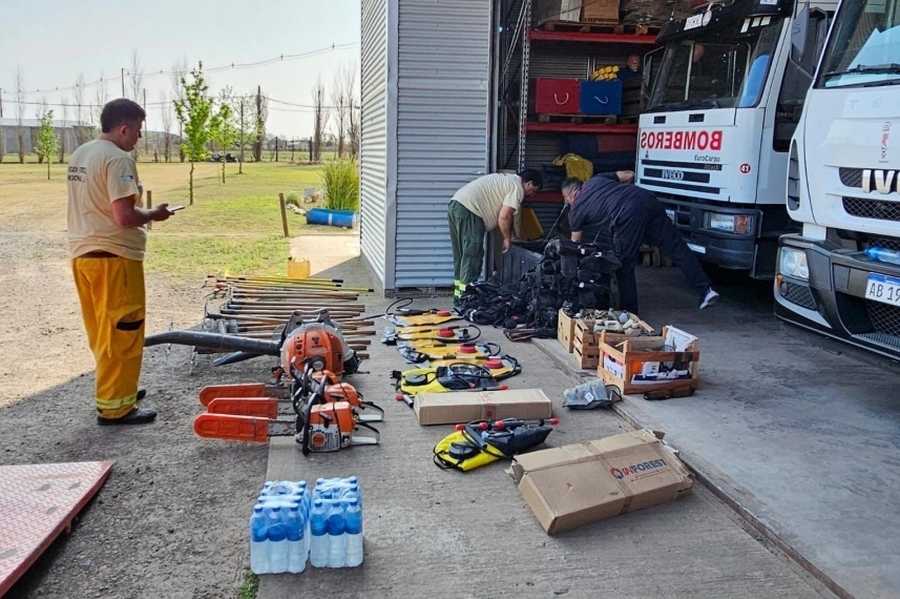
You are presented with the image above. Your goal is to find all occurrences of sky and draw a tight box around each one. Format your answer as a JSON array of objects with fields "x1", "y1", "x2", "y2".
[{"x1": 0, "y1": 0, "x2": 361, "y2": 139}]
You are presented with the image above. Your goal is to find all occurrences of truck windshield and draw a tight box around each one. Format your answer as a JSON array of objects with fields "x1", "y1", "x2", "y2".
[
  {"x1": 647, "y1": 18, "x2": 783, "y2": 111},
  {"x1": 819, "y1": 0, "x2": 900, "y2": 88}
]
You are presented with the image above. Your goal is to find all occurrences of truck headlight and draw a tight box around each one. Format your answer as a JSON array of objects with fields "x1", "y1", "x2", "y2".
[
  {"x1": 707, "y1": 213, "x2": 753, "y2": 234},
  {"x1": 779, "y1": 247, "x2": 809, "y2": 280}
]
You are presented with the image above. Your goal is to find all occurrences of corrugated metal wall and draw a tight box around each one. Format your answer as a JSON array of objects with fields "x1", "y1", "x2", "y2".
[
  {"x1": 359, "y1": 0, "x2": 392, "y2": 291},
  {"x1": 393, "y1": 0, "x2": 493, "y2": 289}
]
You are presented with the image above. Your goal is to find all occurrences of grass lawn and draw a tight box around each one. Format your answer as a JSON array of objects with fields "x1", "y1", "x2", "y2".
[{"x1": 0, "y1": 158, "x2": 350, "y2": 278}]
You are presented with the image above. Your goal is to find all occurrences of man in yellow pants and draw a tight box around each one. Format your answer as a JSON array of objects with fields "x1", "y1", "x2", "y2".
[{"x1": 67, "y1": 98, "x2": 174, "y2": 425}]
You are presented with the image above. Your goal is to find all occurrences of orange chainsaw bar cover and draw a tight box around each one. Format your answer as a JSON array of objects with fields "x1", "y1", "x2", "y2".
[
  {"x1": 194, "y1": 413, "x2": 272, "y2": 442},
  {"x1": 206, "y1": 397, "x2": 279, "y2": 419},
  {"x1": 199, "y1": 383, "x2": 269, "y2": 407}
]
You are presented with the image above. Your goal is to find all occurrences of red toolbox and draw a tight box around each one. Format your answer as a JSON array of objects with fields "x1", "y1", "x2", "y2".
[{"x1": 534, "y1": 78, "x2": 581, "y2": 115}]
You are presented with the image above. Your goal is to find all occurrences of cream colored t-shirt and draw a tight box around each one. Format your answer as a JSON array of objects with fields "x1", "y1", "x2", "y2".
[
  {"x1": 67, "y1": 139, "x2": 146, "y2": 261},
  {"x1": 452, "y1": 174, "x2": 524, "y2": 232}
]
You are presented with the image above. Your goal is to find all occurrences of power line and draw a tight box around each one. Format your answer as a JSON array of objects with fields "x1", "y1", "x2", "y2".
[{"x1": 3, "y1": 42, "x2": 359, "y2": 96}]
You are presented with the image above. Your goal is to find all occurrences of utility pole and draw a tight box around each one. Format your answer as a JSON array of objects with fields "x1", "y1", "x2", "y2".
[
  {"x1": 120, "y1": 68, "x2": 125, "y2": 97},
  {"x1": 0, "y1": 89, "x2": 3, "y2": 118}
]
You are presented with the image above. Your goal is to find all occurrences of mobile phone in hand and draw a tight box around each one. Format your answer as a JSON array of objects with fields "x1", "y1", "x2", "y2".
[{"x1": 167, "y1": 205, "x2": 185, "y2": 214}]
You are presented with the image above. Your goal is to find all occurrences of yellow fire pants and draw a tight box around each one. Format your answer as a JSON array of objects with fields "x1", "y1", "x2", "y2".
[{"x1": 72, "y1": 255, "x2": 146, "y2": 419}]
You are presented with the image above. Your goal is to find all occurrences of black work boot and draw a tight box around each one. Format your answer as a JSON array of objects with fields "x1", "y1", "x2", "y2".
[{"x1": 97, "y1": 407, "x2": 157, "y2": 426}]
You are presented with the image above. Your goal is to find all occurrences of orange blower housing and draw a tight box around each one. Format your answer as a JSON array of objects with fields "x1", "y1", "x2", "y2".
[{"x1": 281, "y1": 323, "x2": 347, "y2": 376}]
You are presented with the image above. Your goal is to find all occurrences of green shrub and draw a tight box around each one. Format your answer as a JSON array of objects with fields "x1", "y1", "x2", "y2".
[
  {"x1": 284, "y1": 191, "x2": 300, "y2": 207},
  {"x1": 320, "y1": 159, "x2": 359, "y2": 211}
]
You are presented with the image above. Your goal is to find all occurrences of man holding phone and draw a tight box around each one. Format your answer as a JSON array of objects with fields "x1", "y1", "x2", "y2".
[{"x1": 67, "y1": 98, "x2": 175, "y2": 425}]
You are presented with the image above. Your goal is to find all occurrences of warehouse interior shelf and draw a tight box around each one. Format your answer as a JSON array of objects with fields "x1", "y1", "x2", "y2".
[
  {"x1": 525, "y1": 122, "x2": 638, "y2": 135},
  {"x1": 528, "y1": 27, "x2": 658, "y2": 45}
]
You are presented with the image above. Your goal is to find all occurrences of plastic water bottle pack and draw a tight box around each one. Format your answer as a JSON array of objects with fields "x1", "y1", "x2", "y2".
[
  {"x1": 249, "y1": 476, "x2": 363, "y2": 575},
  {"x1": 309, "y1": 476, "x2": 364, "y2": 569},
  {"x1": 249, "y1": 480, "x2": 311, "y2": 575}
]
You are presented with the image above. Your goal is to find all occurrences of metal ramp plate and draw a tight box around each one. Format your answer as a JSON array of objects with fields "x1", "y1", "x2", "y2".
[{"x1": 0, "y1": 461, "x2": 113, "y2": 596}]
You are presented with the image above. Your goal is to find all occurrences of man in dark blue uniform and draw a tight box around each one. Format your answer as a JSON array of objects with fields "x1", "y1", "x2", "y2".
[{"x1": 562, "y1": 171, "x2": 719, "y2": 314}]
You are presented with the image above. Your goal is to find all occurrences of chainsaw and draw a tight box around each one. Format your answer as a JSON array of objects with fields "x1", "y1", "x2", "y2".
[
  {"x1": 202, "y1": 369, "x2": 384, "y2": 423},
  {"x1": 194, "y1": 361, "x2": 380, "y2": 450},
  {"x1": 381, "y1": 324, "x2": 481, "y2": 345},
  {"x1": 433, "y1": 417, "x2": 558, "y2": 471}
]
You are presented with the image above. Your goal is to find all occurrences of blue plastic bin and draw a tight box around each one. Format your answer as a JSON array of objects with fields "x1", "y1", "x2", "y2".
[
  {"x1": 306, "y1": 208, "x2": 358, "y2": 228},
  {"x1": 579, "y1": 80, "x2": 623, "y2": 116}
]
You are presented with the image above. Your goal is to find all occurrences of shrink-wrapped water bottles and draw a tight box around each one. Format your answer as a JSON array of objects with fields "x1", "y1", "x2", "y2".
[{"x1": 249, "y1": 476, "x2": 363, "y2": 574}]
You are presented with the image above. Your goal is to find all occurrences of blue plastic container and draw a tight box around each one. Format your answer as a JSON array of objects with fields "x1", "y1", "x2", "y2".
[
  {"x1": 306, "y1": 208, "x2": 358, "y2": 228},
  {"x1": 579, "y1": 80, "x2": 623, "y2": 115}
]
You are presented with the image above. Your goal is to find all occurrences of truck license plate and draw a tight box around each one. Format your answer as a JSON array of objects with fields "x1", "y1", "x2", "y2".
[{"x1": 865, "y1": 273, "x2": 900, "y2": 307}]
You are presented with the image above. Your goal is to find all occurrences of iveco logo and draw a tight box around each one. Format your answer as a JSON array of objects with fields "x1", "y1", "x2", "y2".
[
  {"x1": 662, "y1": 169, "x2": 684, "y2": 181},
  {"x1": 862, "y1": 169, "x2": 900, "y2": 195}
]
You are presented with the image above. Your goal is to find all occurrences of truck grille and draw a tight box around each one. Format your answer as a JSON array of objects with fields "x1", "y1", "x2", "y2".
[
  {"x1": 839, "y1": 168, "x2": 863, "y2": 188},
  {"x1": 783, "y1": 282, "x2": 817, "y2": 311},
  {"x1": 866, "y1": 237, "x2": 900, "y2": 252},
  {"x1": 866, "y1": 301, "x2": 900, "y2": 338},
  {"x1": 843, "y1": 197, "x2": 900, "y2": 222}
]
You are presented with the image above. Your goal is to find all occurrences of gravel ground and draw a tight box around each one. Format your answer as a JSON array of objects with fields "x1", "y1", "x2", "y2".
[{"x1": 1, "y1": 230, "x2": 269, "y2": 598}]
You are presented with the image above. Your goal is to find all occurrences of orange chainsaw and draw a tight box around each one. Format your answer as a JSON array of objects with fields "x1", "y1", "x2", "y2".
[
  {"x1": 200, "y1": 369, "x2": 384, "y2": 423},
  {"x1": 193, "y1": 361, "x2": 380, "y2": 449}
]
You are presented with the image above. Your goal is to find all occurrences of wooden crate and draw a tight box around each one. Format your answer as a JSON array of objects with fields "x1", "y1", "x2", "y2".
[
  {"x1": 598, "y1": 326, "x2": 700, "y2": 394},
  {"x1": 572, "y1": 319, "x2": 600, "y2": 370},
  {"x1": 557, "y1": 309, "x2": 576, "y2": 353}
]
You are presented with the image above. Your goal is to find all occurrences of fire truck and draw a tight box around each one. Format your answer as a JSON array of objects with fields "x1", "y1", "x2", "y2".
[
  {"x1": 776, "y1": 0, "x2": 900, "y2": 359},
  {"x1": 637, "y1": 0, "x2": 836, "y2": 278}
]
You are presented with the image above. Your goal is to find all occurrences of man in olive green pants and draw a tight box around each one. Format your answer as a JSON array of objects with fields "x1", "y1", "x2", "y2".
[{"x1": 447, "y1": 169, "x2": 543, "y2": 300}]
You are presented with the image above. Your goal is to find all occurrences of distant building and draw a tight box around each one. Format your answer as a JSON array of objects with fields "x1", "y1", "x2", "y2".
[{"x1": 0, "y1": 117, "x2": 94, "y2": 155}]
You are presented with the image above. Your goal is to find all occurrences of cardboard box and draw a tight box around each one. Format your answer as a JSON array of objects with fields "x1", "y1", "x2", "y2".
[
  {"x1": 599, "y1": 326, "x2": 700, "y2": 394},
  {"x1": 533, "y1": 0, "x2": 583, "y2": 26},
  {"x1": 582, "y1": 0, "x2": 619, "y2": 24},
  {"x1": 508, "y1": 429, "x2": 692, "y2": 534},
  {"x1": 557, "y1": 309, "x2": 576, "y2": 353},
  {"x1": 415, "y1": 389, "x2": 553, "y2": 426}
]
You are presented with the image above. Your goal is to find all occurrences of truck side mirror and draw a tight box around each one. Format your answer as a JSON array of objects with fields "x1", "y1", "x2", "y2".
[{"x1": 791, "y1": 2, "x2": 810, "y2": 61}]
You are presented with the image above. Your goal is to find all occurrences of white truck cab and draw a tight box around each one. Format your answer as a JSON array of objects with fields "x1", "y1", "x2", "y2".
[
  {"x1": 638, "y1": 0, "x2": 834, "y2": 278},
  {"x1": 776, "y1": 0, "x2": 900, "y2": 359}
]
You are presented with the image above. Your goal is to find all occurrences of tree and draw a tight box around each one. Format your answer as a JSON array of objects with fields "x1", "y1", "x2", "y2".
[
  {"x1": 72, "y1": 73, "x2": 87, "y2": 146},
  {"x1": 312, "y1": 77, "x2": 329, "y2": 163},
  {"x1": 209, "y1": 88, "x2": 237, "y2": 183},
  {"x1": 231, "y1": 94, "x2": 255, "y2": 174},
  {"x1": 15, "y1": 67, "x2": 26, "y2": 163},
  {"x1": 159, "y1": 91, "x2": 172, "y2": 163},
  {"x1": 331, "y1": 62, "x2": 356, "y2": 158},
  {"x1": 35, "y1": 110, "x2": 59, "y2": 180},
  {"x1": 93, "y1": 70, "x2": 109, "y2": 134},
  {"x1": 173, "y1": 62, "x2": 213, "y2": 205},
  {"x1": 252, "y1": 86, "x2": 268, "y2": 163},
  {"x1": 171, "y1": 57, "x2": 188, "y2": 162},
  {"x1": 348, "y1": 100, "x2": 360, "y2": 158},
  {"x1": 129, "y1": 49, "x2": 144, "y2": 101},
  {"x1": 59, "y1": 99, "x2": 69, "y2": 163}
]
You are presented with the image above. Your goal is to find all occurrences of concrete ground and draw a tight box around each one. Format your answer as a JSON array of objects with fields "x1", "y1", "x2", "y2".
[
  {"x1": 534, "y1": 265, "x2": 900, "y2": 599},
  {"x1": 257, "y1": 238, "x2": 838, "y2": 599}
]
